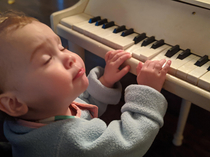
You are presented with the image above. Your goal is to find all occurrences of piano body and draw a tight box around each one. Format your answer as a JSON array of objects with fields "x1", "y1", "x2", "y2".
[{"x1": 50, "y1": 0, "x2": 210, "y2": 146}]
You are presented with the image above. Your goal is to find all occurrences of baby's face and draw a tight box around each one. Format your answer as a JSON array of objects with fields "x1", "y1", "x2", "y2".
[{"x1": 5, "y1": 21, "x2": 89, "y2": 120}]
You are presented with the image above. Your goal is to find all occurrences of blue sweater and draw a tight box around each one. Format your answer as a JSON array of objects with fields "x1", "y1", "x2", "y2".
[{"x1": 4, "y1": 66, "x2": 168, "y2": 157}]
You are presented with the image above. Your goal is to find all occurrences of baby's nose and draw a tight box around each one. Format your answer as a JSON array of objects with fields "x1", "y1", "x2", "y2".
[{"x1": 63, "y1": 54, "x2": 76, "y2": 69}]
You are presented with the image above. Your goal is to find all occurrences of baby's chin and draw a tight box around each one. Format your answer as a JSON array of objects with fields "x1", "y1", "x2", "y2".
[{"x1": 82, "y1": 75, "x2": 89, "y2": 89}]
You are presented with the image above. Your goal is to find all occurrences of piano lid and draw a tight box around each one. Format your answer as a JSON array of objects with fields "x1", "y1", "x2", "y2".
[{"x1": 83, "y1": 0, "x2": 210, "y2": 58}]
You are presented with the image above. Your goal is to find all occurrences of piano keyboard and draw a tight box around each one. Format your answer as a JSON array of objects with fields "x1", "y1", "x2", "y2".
[{"x1": 61, "y1": 13, "x2": 210, "y2": 92}]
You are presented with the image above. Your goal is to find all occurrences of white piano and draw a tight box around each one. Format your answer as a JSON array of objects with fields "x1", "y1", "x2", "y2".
[{"x1": 50, "y1": 0, "x2": 210, "y2": 146}]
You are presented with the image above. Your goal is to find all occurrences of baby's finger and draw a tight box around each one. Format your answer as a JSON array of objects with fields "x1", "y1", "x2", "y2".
[
  {"x1": 105, "y1": 50, "x2": 112, "y2": 62},
  {"x1": 111, "y1": 53, "x2": 131, "y2": 68},
  {"x1": 154, "y1": 59, "x2": 166, "y2": 70},
  {"x1": 147, "y1": 60, "x2": 156, "y2": 69},
  {"x1": 112, "y1": 52, "x2": 131, "y2": 62},
  {"x1": 136, "y1": 62, "x2": 143, "y2": 74},
  {"x1": 117, "y1": 65, "x2": 130, "y2": 79},
  {"x1": 161, "y1": 60, "x2": 171, "y2": 74},
  {"x1": 105, "y1": 50, "x2": 124, "y2": 62},
  {"x1": 143, "y1": 60, "x2": 152, "y2": 69},
  {"x1": 105, "y1": 50, "x2": 116, "y2": 62}
]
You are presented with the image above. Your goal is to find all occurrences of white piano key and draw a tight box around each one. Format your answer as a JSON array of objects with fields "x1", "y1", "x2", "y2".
[
  {"x1": 187, "y1": 61, "x2": 210, "y2": 85},
  {"x1": 198, "y1": 71, "x2": 210, "y2": 91},
  {"x1": 127, "y1": 40, "x2": 144, "y2": 57},
  {"x1": 151, "y1": 46, "x2": 173, "y2": 61},
  {"x1": 101, "y1": 32, "x2": 123, "y2": 49},
  {"x1": 82, "y1": 21, "x2": 110, "y2": 36},
  {"x1": 86, "y1": 26, "x2": 118, "y2": 43},
  {"x1": 131, "y1": 38, "x2": 164, "y2": 61},
  {"x1": 131, "y1": 40, "x2": 155, "y2": 61},
  {"x1": 84, "y1": 23, "x2": 103, "y2": 34},
  {"x1": 74, "y1": 19, "x2": 137, "y2": 50},
  {"x1": 60, "y1": 13, "x2": 92, "y2": 28},
  {"x1": 151, "y1": 50, "x2": 198, "y2": 76},
  {"x1": 176, "y1": 56, "x2": 200, "y2": 80},
  {"x1": 73, "y1": 19, "x2": 119, "y2": 45},
  {"x1": 102, "y1": 32, "x2": 138, "y2": 50},
  {"x1": 138, "y1": 44, "x2": 170, "y2": 62},
  {"x1": 169, "y1": 54, "x2": 198, "y2": 75},
  {"x1": 72, "y1": 20, "x2": 96, "y2": 34},
  {"x1": 150, "y1": 45, "x2": 179, "y2": 66},
  {"x1": 125, "y1": 43, "x2": 142, "y2": 54}
]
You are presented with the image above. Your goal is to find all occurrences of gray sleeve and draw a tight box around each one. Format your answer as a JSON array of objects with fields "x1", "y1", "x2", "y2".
[
  {"x1": 78, "y1": 66, "x2": 122, "y2": 116},
  {"x1": 57, "y1": 85, "x2": 168, "y2": 157}
]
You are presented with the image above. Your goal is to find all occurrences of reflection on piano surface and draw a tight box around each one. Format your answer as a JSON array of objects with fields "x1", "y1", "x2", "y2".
[{"x1": 50, "y1": 0, "x2": 210, "y2": 146}]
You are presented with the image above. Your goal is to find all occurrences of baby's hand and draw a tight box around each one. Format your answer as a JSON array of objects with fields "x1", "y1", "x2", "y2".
[
  {"x1": 136, "y1": 59, "x2": 171, "y2": 92},
  {"x1": 99, "y1": 50, "x2": 131, "y2": 88}
]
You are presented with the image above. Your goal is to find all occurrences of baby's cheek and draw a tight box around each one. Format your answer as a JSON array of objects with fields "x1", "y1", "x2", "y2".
[{"x1": 42, "y1": 70, "x2": 72, "y2": 93}]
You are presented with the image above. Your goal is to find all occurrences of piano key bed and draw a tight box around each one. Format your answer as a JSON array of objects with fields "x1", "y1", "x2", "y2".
[{"x1": 50, "y1": 0, "x2": 210, "y2": 146}]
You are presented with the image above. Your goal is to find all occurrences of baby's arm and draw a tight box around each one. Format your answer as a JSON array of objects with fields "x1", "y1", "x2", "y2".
[
  {"x1": 79, "y1": 66, "x2": 123, "y2": 116},
  {"x1": 136, "y1": 59, "x2": 171, "y2": 92},
  {"x1": 79, "y1": 50, "x2": 130, "y2": 115},
  {"x1": 52, "y1": 84, "x2": 168, "y2": 157},
  {"x1": 99, "y1": 50, "x2": 131, "y2": 88}
]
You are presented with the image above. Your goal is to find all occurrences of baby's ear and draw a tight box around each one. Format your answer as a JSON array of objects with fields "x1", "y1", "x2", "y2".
[{"x1": 0, "y1": 92, "x2": 28, "y2": 117}]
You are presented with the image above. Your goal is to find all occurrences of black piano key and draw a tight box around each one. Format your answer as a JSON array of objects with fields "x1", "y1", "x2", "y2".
[
  {"x1": 89, "y1": 16, "x2": 101, "y2": 23},
  {"x1": 121, "y1": 28, "x2": 134, "y2": 37},
  {"x1": 141, "y1": 36, "x2": 155, "y2": 47},
  {"x1": 207, "y1": 66, "x2": 210, "y2": 71},
  {"x1": 165, "y1": 45, "x2": 180, "y2": 58},
  {"x1": 177, "y1": 49, "x2": 191, "y2": 60},
  {"x1": 194, "y1": 55, "x2": 209, "y2": 67},
  {"x1": 133, "y1": 33, "x2": 146, "y2": 44},
  {"x1": 95, "y1": 19, "x2": 108, "y2": 26},
  {"x1": 102, "y1": 21, "x2": 115, "y2": 29},
  {"x1": 113, "y1": 25, "x2": 126, "y2": 33},
  {"x1": 151, "y1": 39, "x2": 165, "y2": 49}
]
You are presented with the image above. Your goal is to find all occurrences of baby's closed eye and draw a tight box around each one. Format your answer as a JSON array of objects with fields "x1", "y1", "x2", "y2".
[{"x1": 42, "y1": 54, "x2": 52, "y2": 65}]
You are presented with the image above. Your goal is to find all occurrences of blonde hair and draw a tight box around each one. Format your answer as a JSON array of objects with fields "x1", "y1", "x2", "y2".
[
  {"x1": 0, "y1": 10, "x2": 38, "y2": 94},
  {"x1": 0, "y1": 10, "x2": 38, "y2": 33}
]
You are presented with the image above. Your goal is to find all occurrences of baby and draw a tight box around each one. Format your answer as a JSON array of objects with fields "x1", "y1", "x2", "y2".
[{"x1": 0, "y1": 11, "x2": 171, "y2": 157}]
